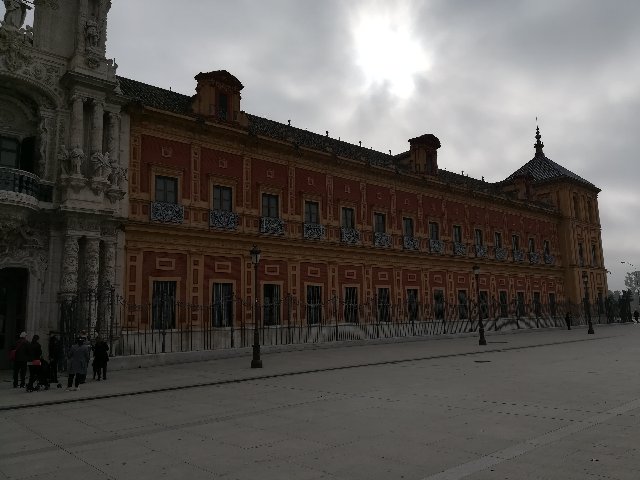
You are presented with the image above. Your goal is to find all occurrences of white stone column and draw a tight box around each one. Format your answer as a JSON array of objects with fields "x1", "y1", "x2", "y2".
[
  {"x1": 98, "y1": 239, "x2": 117, "y2": 335},
  {"x1": 70, "y1": 96, "x2": 84, "y2": 151},
  {"x1": 108, "y1": 112, "x2": 120, "y2": 164},
  {"x1": 60, "y1": 235, "x2": 80, "y2": 299},
  {"x1": 91, "y1": 101, "x2": 104, "y2": 155},
  {"x1": 85, "y1": 237, "x2": 100, "y2": 334}
]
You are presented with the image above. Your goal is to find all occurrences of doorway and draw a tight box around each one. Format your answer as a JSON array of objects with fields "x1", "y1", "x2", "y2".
[{"x1": 0, "y1": 268, "x2": 29, "y2": 369}]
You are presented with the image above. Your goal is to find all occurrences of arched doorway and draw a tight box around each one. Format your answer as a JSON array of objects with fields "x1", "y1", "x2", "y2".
[{"x1": 0, "y1": 268, "x2": 29, "y2": 369}]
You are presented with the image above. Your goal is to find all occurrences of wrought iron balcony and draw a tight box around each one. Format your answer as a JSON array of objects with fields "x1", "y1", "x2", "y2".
[
  {"x1": 430, "y1": 239, "x2": 444, "y2": 254},
  {"x1": 454, "y1": 242, "x2": 467, "y2": 256},
  {"x1": 513, "y1": 249, "x2": 525, "y2": 262},
  {"x1": 303, "y1": 223, "x2": 325, "y2": 240},
  {"x1": 0, "y1": 167, "x2": 51, "y2": 203},
  {"x1": 528, "y1": 251, "x2": 540, "y2": 264},
  {"x1": 341, "y1": 227, "x2": 360, "y2": 245},
  {"x1": 150, "y1": 201, "x2": 184, "y2": 224},
  {"x1": 260, "y1": 217, "x2": 285, "y2": 235},
  {"x1": 403, "y1": 236, "x2": 419, "y2": 251},
  {"x1": 374, "y1": 232, "x2": 392, "y2": 248},
  {"x1": 544, "y1": 253, "x2": 556, "y2": 265},
  {"x1": 475, "y1": 244, "x2": 488, "y2": 258},
  {"x1": 209, "y1": 210, "x2": 239, "y2": 230},
  {"x1": 495, "y1": 247, "x2": 508, "y2": 261}
]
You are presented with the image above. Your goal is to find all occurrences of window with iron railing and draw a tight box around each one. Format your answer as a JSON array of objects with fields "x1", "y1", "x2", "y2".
[{"x1": 152, "y1": 281, "x2": 176, "y2": 330}]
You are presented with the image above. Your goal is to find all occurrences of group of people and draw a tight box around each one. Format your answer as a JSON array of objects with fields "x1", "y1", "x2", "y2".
[{"x1": 11, "y1": 331, "x2": 110, "y2": 392}]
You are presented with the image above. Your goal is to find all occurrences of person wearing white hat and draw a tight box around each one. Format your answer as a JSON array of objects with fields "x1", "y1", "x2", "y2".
[{"x1": 12, "y1": 332, "x2": 29, "y2": 388}]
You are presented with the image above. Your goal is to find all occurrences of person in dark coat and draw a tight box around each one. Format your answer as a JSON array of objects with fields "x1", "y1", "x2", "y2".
[
  {"x1": 12, "y1": 331, "x2": 29, "y2": 388},
  {"x1": 565, "y1": 311, "x2": 572, "y2": 330},
  {"x1": 48, "y1": 333, "x2": 64, "y2": 385},
  {"x1": 26, "y1": 334, "x2": 43, "y2": 391},
  {"x1": 92, "y1": 336, "x2": 109, "y2": 381},
  {"x1": 67, "y1": 335, "x2": 90, "y2": 391}
]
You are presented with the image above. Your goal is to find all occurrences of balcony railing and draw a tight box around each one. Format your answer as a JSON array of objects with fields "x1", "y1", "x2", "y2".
[
  {"x1": 475, "y1": 245, "x2": 488, "y2": 258},
  {"x1": 260, "y1": 217, "x2": 285, "y2": 235},
  {"x1": 544, "y1": 253, "x2": 556, "y2": 265},
  {"x1": 150, "y1": 201, "x2": 184, "y2": 224},
  {"x1": 528, "y1": 251, "x2": 540, "y2": 265},
  {"x1": 341, "y1": 227, "x2": 360, "y2": 245},
  {"x1": 430, "y1": 239, "x2": 444, "y2": 254},
  {"x1": 0, "y1": 167, "x2": 51, "y2": 202},
  {"x1": 303, "y1": 223, "x2": 325, "y2": 240},
  {"x1": 403, "y1": 236, "x2": 419, "y2": 251},
  {"x1": 454, "y1": 242, "x2": 467, "y2": 256},
  {"x1": 209, "y1": 210, "x2": 239, "y2": 230},
  {"x1": 513, "y1": 249, "x2": 525, "y2": 262},
  {"x1": 495, "y1": 247, "x2": 508, "y2": 261},
  {"x1": 374, "y1": 232, "x2": 392, "y2": 248}
]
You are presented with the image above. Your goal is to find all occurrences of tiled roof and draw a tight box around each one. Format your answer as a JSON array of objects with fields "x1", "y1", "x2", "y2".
[
  {"x1": 504, "y1": 152, "x2": 596, "y2": 188},
  {"x1": 117, "y1": 76, "x2": 193, "y2": 115}
]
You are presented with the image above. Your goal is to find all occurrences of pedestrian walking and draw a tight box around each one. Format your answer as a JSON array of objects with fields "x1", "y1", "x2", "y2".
[
  {"x1": 48, "y1": 332, "x2": 64, "y2": 387},
  {"x1": 11, "y1": 331, "x2": 29, "y2": 388},
  {"x1": 66, "y1": 335, "x2": 90, "y2": 391},
  {"x1": 26, "y1": 334, "x2": 43, "y2": 391},
  {"x1": 565, "y1": 311, "x2": 572, "y2": 330},
  {"x1": 634, "y1": 310, "x2": 639, "y2": 323},
  {"x1": 92, "y1": 336, "x2": 109, "y2": 381}
]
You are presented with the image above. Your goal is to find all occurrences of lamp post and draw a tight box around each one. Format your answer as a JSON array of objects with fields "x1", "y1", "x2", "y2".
[
  {"x1": 250, "y1": 245, "x2": 262, "y2": 368},
  {"x1": 582, "y1": 271, "x2": 594, "y2": 334},
  {"x1": 473, "y1": 265, "x2": 487, "y2": 345}
]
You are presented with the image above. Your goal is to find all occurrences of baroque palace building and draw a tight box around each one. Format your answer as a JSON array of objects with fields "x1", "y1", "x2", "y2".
[
  {"x1": 0, "y1": 1, "x2": 128, "y2": 365},
  {"x1": 117, "y1": 70, "x2": 607, "y2": 336}
]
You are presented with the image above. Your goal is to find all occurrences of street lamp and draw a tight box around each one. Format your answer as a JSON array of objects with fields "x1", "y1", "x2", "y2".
[
  {"x1": 250, "y1": 245, "x2": 262, "y2": 368},
  {"x1": 473, "y1": 265, "x2": 487, "y2": 346},
  {"x1": 582, "y1": 271, "x2": 594, "y2": 335}
]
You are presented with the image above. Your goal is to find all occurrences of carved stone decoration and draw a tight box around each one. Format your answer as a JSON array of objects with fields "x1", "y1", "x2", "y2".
[
  {"x1": 91, "y1": 151, "x2": 110, "y2": 179},
  {"x1": 374, "y1": 232, "x2": 392, "y2": 248},
  {"x1": 0, "y1": 23, "x2": 34, "y2": 71},
  {"x1": 150, "y1": 201, "x2": 184, "y2": 224},
  {"x1": 37, "y1": 117, "x2": 48, "y2": 177},
  {"x1": 210, "y1": 210, "x2": 239, "y2": 230},
  {"x1": 84, "y1": 16, "x2": 100, "y2": 51},
  {"x1": 1, "y1": 0, "x2": 29, "y2": 31},
  {"x1": 32, "y1": 0, "x2": 59, "y2": 10},
  {"x1": 260, "y1": 217, "x2": 285, "y2": 235},
  {"x1": 60, "y1": 235, "x2": 79, "y2": 295},
  {"x1": 341, "y1": 227, "x2": 360, "y2": 245},
  {"x1": 303, "y1": 223, "x2": 325, "y2": 241},
  {"x1": 0, "y1": 218, "x2": 49, "y2": 282},
  {"x1": 58, "y1": 145, "x2": 85, "y2": 177}
]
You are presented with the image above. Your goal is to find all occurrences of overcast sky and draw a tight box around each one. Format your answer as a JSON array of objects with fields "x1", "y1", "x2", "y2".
[{"x1": 107, "y1": 0, "x2": 640, "y2": 291}]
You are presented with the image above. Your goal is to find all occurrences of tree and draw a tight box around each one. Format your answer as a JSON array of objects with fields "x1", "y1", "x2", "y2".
[{"x1": 624, "y1": 270, "x2": 640, "y2": 311}]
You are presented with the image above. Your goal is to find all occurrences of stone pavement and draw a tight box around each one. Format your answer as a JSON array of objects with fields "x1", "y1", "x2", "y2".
[{"x1": 1, "y1": 324, "x2": 640, "y2": 479}]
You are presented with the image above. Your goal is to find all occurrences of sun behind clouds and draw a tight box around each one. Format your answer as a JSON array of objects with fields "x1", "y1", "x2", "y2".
[{"x1": 351, "y1": 2, "x2": 432, "y2": 98}]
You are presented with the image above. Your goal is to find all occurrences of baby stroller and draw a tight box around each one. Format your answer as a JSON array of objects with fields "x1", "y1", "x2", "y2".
[{"x1": 26, "y1": 359, "x2": 51, "y2": 392}]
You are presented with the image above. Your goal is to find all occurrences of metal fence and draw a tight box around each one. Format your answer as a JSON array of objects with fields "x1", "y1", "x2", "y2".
[{"x1": 55, "y1": 290, "x2": 629, "y2": 357}]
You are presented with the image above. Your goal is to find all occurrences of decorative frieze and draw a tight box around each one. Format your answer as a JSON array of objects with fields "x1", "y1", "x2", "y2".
[
  {"x1": 150, "y1": 201, "x2": 184, "y2": 224},
  {"x1": 429, "y1": 239, "x2": 444, "y2": 254},
  {"x1": 210, "y1": 210, "x2": 239, "y2": 230},
  {"x1": 303, "y1": 223, "x2": 325, "y2": 240},
  {"x1": 374, "y1": 232, "x2": 392, "y2": 248},
  {"x1": 403, "y1": 236, "x2": 419, "y2": 251},
  {"x1": 341, "y1": 227, "x2": 360, "y2": 245},
  {"x1": 260, "y1": 217, "x2": 285, "y2": 235}
]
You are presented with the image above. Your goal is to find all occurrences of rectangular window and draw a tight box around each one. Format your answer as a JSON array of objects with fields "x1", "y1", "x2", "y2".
[
  {"x1": 543, "y1": 240, "x2": 550, "y2": 255},
  {"x1": 516, "y1": 292, "x2": 525, "y2": 317},
  {"x1": 304, "y1": 201, "x2": 320, "y2": 224},
  {"x1": 434, "y1": 289, "x2": 445, "y2": 320},
  {"x1": 306, "y1": 285, "x2": 322, "y2": 325},
  {"x1": 342, "y1": 207, "x2": 355, "y2": 229},
  {"x1": 155, "y1": 176, "x2": 178, "y2": 204},
  {"x1": 377, "y1": 288, "x2": 390, "y2": 322},
  {"x1": 344, "y1": 287, "x2": 358, "y2": 323},
  {"x1": 429, "y1": 222, "x2": 439, "y2": 240},
  {"x1": 374, "y1": 213, "x2": 386, "y2": 233},
  {"x1": 263, "y1": 284, "x2": 281, "y2": 326},
  {"x1": 494, "y1": 232, "x2": 503, "y2": 248},
  {"x1": 528, "y1": 238, "x2": 535, "y2": 253},
  {"x1": 591, "y1": 244, "x2": 597, "y2": 266},
  {"x1": 0, "y1": 137, "x2": 19, "y2": 168},
  {"x1": 474, "y1": 229, "x2": 483, "y2": 246},
  {"x1": 218, "y1": 93, "x2": 228, "y2": 119},
  {"x1": 499, "y1": 291, "x2": 508, "y2": 317},
  {"x1": 151, "y1": 281, "x2": 176, "y2": 329},
  {"x1": 212, "y1": 283, "x2": 233, "y2": 327},
  {"x1": 213, "y1": 185, "x2": 232, "y2": 211},
  {"x1": 533, "y1": 292, "x2": 541, "y2": 317},
  {"x1": 262, "y1": 193, "x2": 279, "y2": 218},
  {"x1": 453, "y1": 225, "x2": 462, "y2": 243},
  {"x1": 578, "y1": 243, "x2": 584, "y2": 266},
  {"x1": 406, "y1": 288, "x2": 418, "y2": 322},
  {"x1": 403, "y1": 217, "x2": 414, "y2": 237},
  {"x1": 512, "y1": 235, "x2": 520, "y2": 250},
  {"x1": 549, "y1": 293, "x2": 557, "y2": 317},
  {"x1": 457, "y1": 290, "x2": 468, "y2": 320}
]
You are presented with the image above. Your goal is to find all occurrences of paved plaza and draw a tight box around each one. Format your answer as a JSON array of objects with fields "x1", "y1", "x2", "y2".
[{"x1": 1, "y1": 324, "x2": 640, "y2": 479}]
